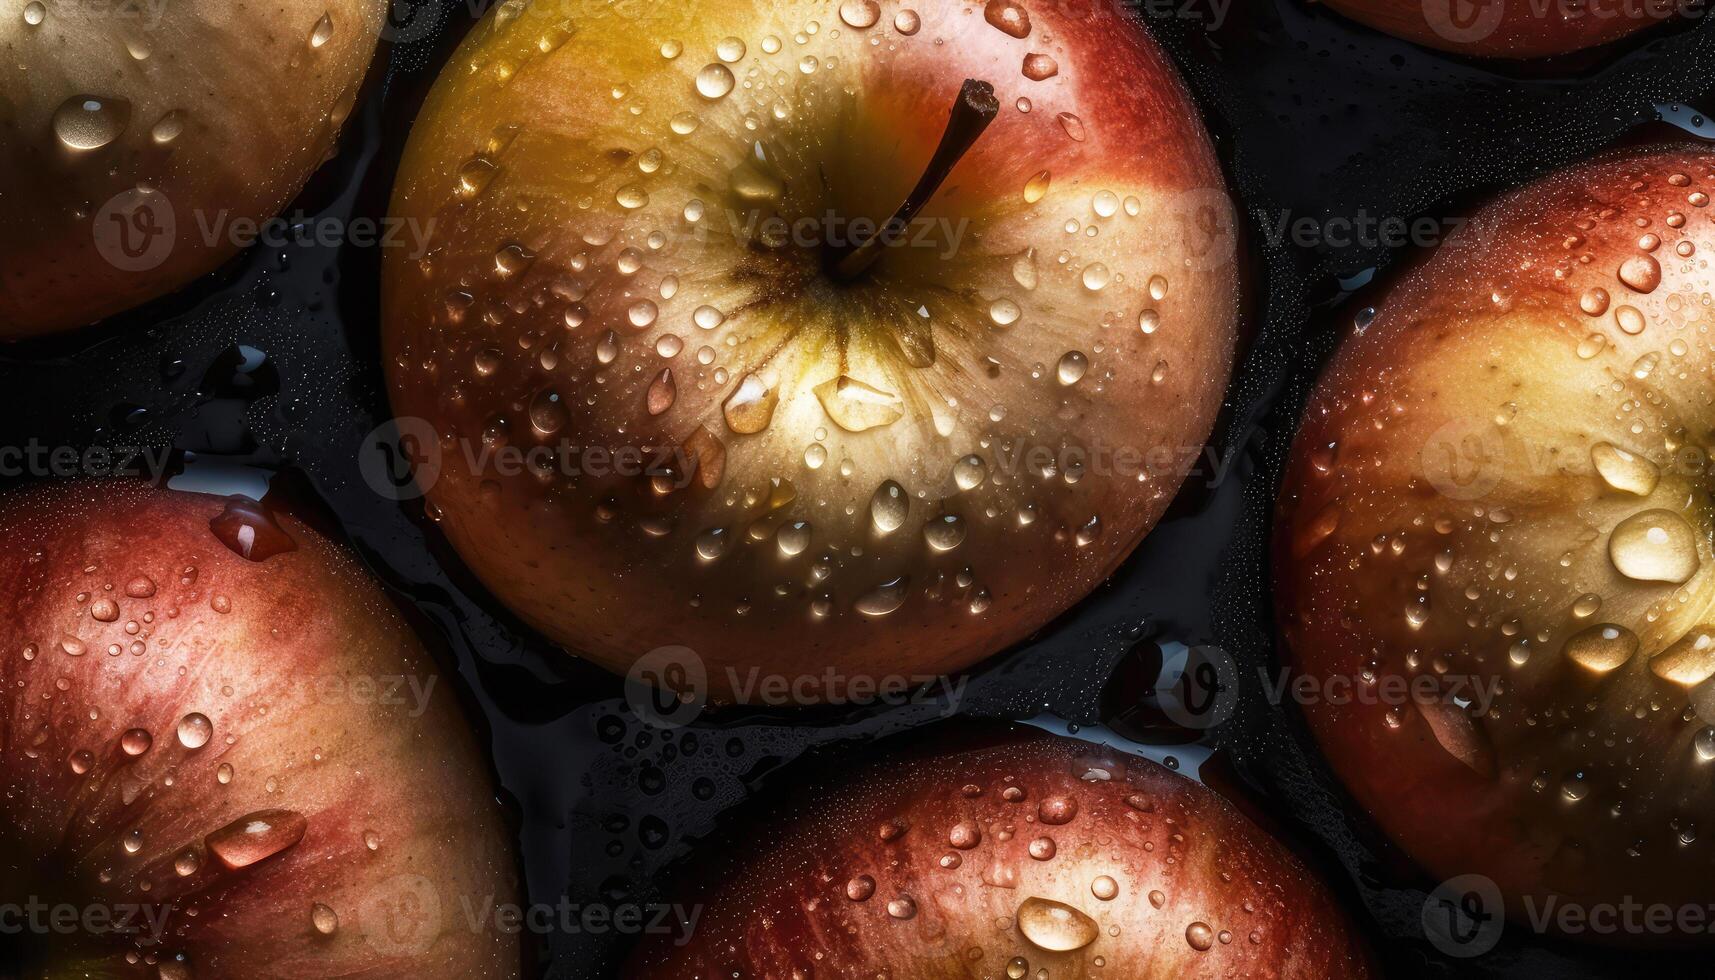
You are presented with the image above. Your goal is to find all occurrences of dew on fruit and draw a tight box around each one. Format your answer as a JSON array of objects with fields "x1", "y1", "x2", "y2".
[
  {"x1": 1649, "y1": 628, "x2": 1715, "y2": 685},
  {"x1": 984, "y1": 0, "x2": 1031, "y2": 38},
  {"x1": 722, "y1": 375, "x2": 778, "y2": 434},
  {"x1": 1027, "y1": 836, "x2": 1055, "y2": 859},
  {"x1": 1023, "y1": 171, "x2": 1051, "y2": 204},
  {"x1": 311, "y1": 902, "x2": 339, "y2": 935},
  {"x1": 839, "y1": 0, "x2": 880, "y2": 28},
  {"x1": 1564, "y1": 623, "x2": 1639, "y2": 673},
  {"x1": 1074, "y1": 515, "x2": 1102, "y2": 547},
  {"x1": 660, "y1": 39, "x2": 682, "y2": 59},
  {"x1": 647, "y1": 369, "x2": 677, "y2": 415},
  {"x1": 886, "y1": 894, "x2": 918, "y2": 919},
  {"x1": 1608, "y1": 509, "x2": 1699, "y2": 583},
  {"x1": 989, "y1": 298, "x2": 1021, "y2": 326},
  {"x1": 894, "y1": 9, "x2": 921, "y2": 34},
  {"x1": 870, "y1": 481, "x2": 909, "y2": 534},
  {"x1": 776, "y1": 521, "x2": 812, "y2": 557},
  {"x1": 953, "y1": 455, "x2": 987, "y2": 491},
  {"x1": 1081, "y1": 263, "x2": 1111, "y2": 291},
  {"x1": 23, "y1": 1, "x2": 45, "y2": 25},
  {"x1": 846, "y1": 874, "x2": 876, "y2": 901},
  {"x1": 53, "y1": 95, "x2": 130, "y2": 151},
  {"x1": 121, "y1": 728, "x2": 153, "y2": 756},
  {"x1": 924, "y1": 514, "x2": 966, "y2": 551},
  {"x1": 1022, "y1": 53, "x2": 1058, "y2": 80},
  {"x1": 1591, "y1": 443, "x2": 1659, "y2": 495},
  {"x1": 1187, "y1": 921, "x2": 1215, "y2": 951},
  {"x1": 205, "y1": 809, "x2": 308, "y2": 870},
  {"x1": 1057, "y1": 351, "x2": 1088, "y2": 385},
  {"x1": 815, "y1": 375, "x2": 904, "y2": 432},
  {"x1": 670, "y1": 112, "x2": 700, "y2": 134},
  {"x1": 217, "y1": 763, "x2": 235, "y2": 784},
  {"x1": 1092, "y1": 875, "x2": 1119, "y2": 900},
  {"x1": 174, "y1": 849, "x2": 201, "y2": 876},
  {"x1": 529, "y1": 388, "x2": 568, "y2": 435},
  {"x1": 1016, "y1": 896, "x2": 1099, "y2": 951},
  {"x1": 856, "y1": 576, "x2": 909, "y2": 616},
  {"x1": 309, "y1": 13, "x2": 335, "y2": 49},
  {"x1": 1618, "y1": 254, "x2": 1662, "y2": 294},
  {"x1": 1580, "y1": 287, "x2": 1610, "y2": 316},
  {"x1": 695, "y1": 63, "x2": 736, "y2": 99},
  {"x1": 176, "y1": 712, "x2": 212, "y2": 749},
  {"x1": 150, "y1": 111, "x2": 185, "y2": 145},
  {"x1": 1012, "y1": 248, "x2": 1038, "y2": 289},
  {"x1": 695, "y1": 527, "x2": 729, "y2": 561},
  {"x1": 616, "y1": 185, "x2": 649, "y2": 209},
  {"x1": 1057, "y1": 112, "x2": 1087, "y2": 142},
  {"x1": 209, "y1": 498, "x2": 297, "y2": 562}
]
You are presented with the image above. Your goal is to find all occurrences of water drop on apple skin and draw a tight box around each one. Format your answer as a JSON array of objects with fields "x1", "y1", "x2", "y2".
[
  {"x1": 53, "y1": 95, "x2": 131, "y2": 151},
  {"x1": 1015, "y1": 896, "x2": 1099, "y2": 951}
]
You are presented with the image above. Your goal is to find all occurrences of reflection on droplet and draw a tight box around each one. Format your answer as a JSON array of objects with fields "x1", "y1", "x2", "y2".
[
  {"x1": 311, "y1": 902, "x2": 339, "y2": 935},
  {"x1": 839, "y1": 0, "x2": 880, "y2": 28},
  {"x1": 856, "y1": 577, "x2": 909, "y2": 616},
  {"x1": 1016, "y1": 896, "x2": 1099, "y2": 951},
  {"x1": 176, "y1": 713, "x2": 212, "y2": 749},
  {"x1": 1023, "y1": 170, "x2": 1051, "y2": 204},
  {"x1": 1023, "y1": 53, "x2": 1058, "y2": 80},
  {"x1": 1563, "y1": 623, "x2": 1638, "y2": 674},
  {"x1": 695, "y1": 63, "x2": 735, "y2": 99},
  {"x1": 984, "y1": 0, "x2": 1031, "y2": 38},
  {"x1": 1651, "y1": 628, "x2": 1715, "y2": 686},
  {"x1": 870, "y1": 481, "x2": 909, "y2": 534},
  {"x1": 1591, "y1": 443, "x2": 1658, "y2": 496},
  {"x1": 815, "y1": 375, "x2": 903, "y2": 432},
  {"x1": 1608, "y1": 509, "x2": 1699, "y2": 584},
  {"x1": 722, "y1": 375, "x2": 777, "y2": 434},
  {"x1": 924, "y1": 515, "x2": 966, "y2": 552},
  {"x1": 953, "y1": 455, "x2": 987, "y2": 491},
  {"x1": 309, "y1": 13, "x2": 335, "y2": 49},
  {"x1": 205, "y1": 809, "x2": 308, "y2": 870},
  {"x1": 1057, "y1": 351, "x2": 1088, "y2": 385},
  {"x1": 53, "y1": 95, "x2": 131, "y2": 151}
]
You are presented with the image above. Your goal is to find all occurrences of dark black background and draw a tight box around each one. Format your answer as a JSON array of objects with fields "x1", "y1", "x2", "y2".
[{"x1": 3, "y1": 1, "x2": 1713, "y2": 976}]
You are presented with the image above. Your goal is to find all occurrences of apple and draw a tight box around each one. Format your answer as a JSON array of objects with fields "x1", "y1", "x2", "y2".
[
  {"x1": 1319, "y1": 0, "x2": 1700, "y2": 59},
  {"x1": 626, "y1": 729, "x2": 1372, "y2": 976},
  {"x1": 0, "y1": 0, "x2": 387, "y2": 340},
  {"x1": 0, "y1": 481, "x2": 521, "y2": 976},
  {"x1": 1276, "y1": 145, "x2": 1715, "y2": 933},
  {"x1": 382, "y1": 0, "x2": 1239, "y2": 702}
]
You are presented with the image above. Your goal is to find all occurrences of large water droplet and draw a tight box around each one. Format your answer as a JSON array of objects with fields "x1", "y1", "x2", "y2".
[
  {"x1": 870, "y1": 481, "x2": 909, "y2": 533},
  {"x1": 984, "y1": 0, "x2": 1031, "y2": 38},
  {"x1": 53, "y1": 95, "x2": 131, "y2": 150},
  {"x1": 205, "y1": 809, "x2": 307, "y2": 870},
  {"x1": 1016, "y1": 896, "x2": 1099, "y2": 952},
  {"x1": 695, "y1": 63, "x2": 735, "y2": 99},
  {"x1": 1563, "y1": 623, "x2": 1639, "y2": 674},
  {"x1": 856, "y1": 577, "x2": 909, "y2": 616},
  {"x1": 176, "y1": 713, "x2": 212, "y2": 749},
  {"x1": 1608, "y1": 509, "x2": 1699, "y2": 583},
  {"x1": 722, "y1": 375, "x2": 778, "y2": 434},
  {"x1": 1591, "y1": 443, "x2": 1659, "y2": 496},
  {"x1": 815, "y1": 375, "x2": 903, "y2": 432}
]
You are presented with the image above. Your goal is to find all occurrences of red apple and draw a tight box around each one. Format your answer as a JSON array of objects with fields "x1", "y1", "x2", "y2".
[
  {"x1": 0, "y1": 481, "x2": 521, "y2": 976},
  {"x1": 0, "y1": 0, "x2": 387, "y2": 339},
  {"x1": 1276, "y1": 145, "x2": 1715, "y2": 934},
  {"x1": 382, "y1": 0, "x2": 1239, "y2": 703},
  {"x1": 626, "y1": 729, "x2": 1372, "y2": 976},
  {"x1": 1321, "y1": 0, "x2": 1700, "y2": 59}
]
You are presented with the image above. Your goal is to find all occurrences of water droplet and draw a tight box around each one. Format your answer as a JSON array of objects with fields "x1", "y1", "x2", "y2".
[
  {"x1": 150, "y1": 111, "x2": 185, "y2": 145},
  {"x1": 173, "y1": 850, "x2": 201, "y2": 876},
  {"x1": 1023, "y1": 170, "x2": 1051, "y2": 204},
  {"x1": 924, "y1": 514, "x2": 966, "y2": 552},
  {"x1": 984, "y1": 0, "x2": 1032, "y2": 38},
  {"x1": 953, "y1": 455, "x2": 987, "y2": 491},
  {"x1": 1563, "y1": 623, "x2": 1639, "y2": 674},
  {"x1": 176, "y1": 713, "x2": 212, "y2": 749},
  {"x1": 1012, "y1": 248, "x2": 1038, "y2": 289},
  {"x1": 205, "y1": 809, "x2": 307, "y2": 870},
  {"x1": 722, "y1": 375, "x2": 778, "y2": 434},
  {"x1": 1092, "y1": 875, "x2": 1119, "y2": 900},
  {"x1": 1022, "y1": 53, "x2": 1058, "y2": 80},
  {"x1": 529, "y1": 388, "x2": 568, "y2": 435},
  {"x1": 1618, "y1": 254, "x2": 1662, "y2": 294},
  {"x1": 1649, "y1": 628, "x2": 1715, "y2": 686},
  {"x1": 1016, "y1": 896, "x2": 1099, "y2": 951},
  {"x1": 1057, "y1": 112, "x2": 1086, "y2": 142},
  {"x1": 856, "y1": 577, "x2": 909, "y2": 616},
  {"x1": 1186, "y1": 921, "x2": 1215, "y2": 951},
  {"x1": 1580, "y1": 287, "x2": 1610, "y2": 316},
  {"x1": 1591, "y1": 443, "x2": 1659, "y2": 496},
  {"x1": 1080, "y1": 263, "x2": 1110, "y2": 291},
  {"x1": 311, "y1": 902, "x2": 339, "y2": 935},
  {"x1": 209, "y1": 498, "x2": 297, "y2": 562},
  {"x1": 1057, "y1": 351, "x2": 1088, "y2": 385},
  {"x1": 53, "y1": 95, "x2": 131, "y2": 151},
  {"x1": 309, "y1": 12, "x2": 335, "y2": 49},
  {"x1": 1608, "y1": 509, "x2": 1699, "y2": 583},
  {"x1": 846, "y1": 875, "x2": 876, "y2": 900},
  {"x1": 695, "y1": 63, "x2": 735, "y2": 99},
  {"x1": 121, "y1": 728, "x2": 153, "y2": 756},
  {"x1": 894, "y1": 9, "x2": 921, "y2": 34},
  {"x1": 660, "y1": 39, "x2": 683, "y2": 59},
  {"x1": 23, "y1": 2, "x2": 45, "y2": 26},
  {"x1": 815, "y1": 375, "x2": 904, "y2": 432},
  {"x1": 839, "y1": 0, "x2": 880, "y2": 28},
  {"x1": 647, "y1": 369, "x2": 676, "y2": 415}
]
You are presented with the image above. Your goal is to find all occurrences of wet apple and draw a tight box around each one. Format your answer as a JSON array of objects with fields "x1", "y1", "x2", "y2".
[
  {"x1": 0, "y1": 0, "x2": 387, "y2": 339},
  {"x1": 626, "y1": 729, "x2": 1372, "y2": 976},
  {"x1": 383, "y1": 0, "x2": 1239, "y2": 702},
  {"x1": 1276, "y1": 146, "x2": 1715, "y2": 933},
  {"x1": 1321, "y1": 0, "x2": 1699, "y2": 59},
  {"x1": 0, "y1": 482, "x2": 521, "y2": 976}
]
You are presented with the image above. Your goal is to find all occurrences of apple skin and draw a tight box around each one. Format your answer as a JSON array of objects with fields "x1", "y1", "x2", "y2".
[
  {"x1": 626, "y1": 729, "x2": 1372, "y2": 977},
  {"x1": 0, "y1": 0, "x2": 387, "y2": 340},
  {"x1": 1320, "y1": 0, "x2": 1699, "y2": 59},
  {"x1": 1276, "y1": 146, "x2": 1715, "y2": 934},
  {"x1": 0, "y1": 482, "x2": 521, "y2": 977},
  {"x1": 383, "y1": 0, "x2": 1238, "y2": 702}
]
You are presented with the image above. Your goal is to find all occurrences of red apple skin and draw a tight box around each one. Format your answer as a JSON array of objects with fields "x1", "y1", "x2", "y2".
[
  {"x1": 1321, "y1": 0, "x2": 1699, "y2": 59},
  {"x1": 0, "y1": 482, "x2": 521, "y2": 977},
  {"x1": 383, "y1": 0, "x2": 1239, "y2": 702},
  {"x1": 1276, "y1": 146, "x2": 1715, "y2": 934},
  {"x1": 626, "y1": 731, "x2": 1372, "y2": 977},
  {"x1": 0, "y1": 0, "x2": 387, "y2": 339}
]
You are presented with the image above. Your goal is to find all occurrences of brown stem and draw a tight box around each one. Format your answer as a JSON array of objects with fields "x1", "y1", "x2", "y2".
[{"x1": 832, "y1": 78, "x2": 998, "y2": 282}]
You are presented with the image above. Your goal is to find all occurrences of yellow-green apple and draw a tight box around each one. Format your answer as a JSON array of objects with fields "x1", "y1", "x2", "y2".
[
  {"x1": 0, "y1": 0, "x2": 387, "y2": 339},
  {"x1": 1320, "y1": 0, "x2": 1700, "y2": 59},
  {"x1": 626, "y1": 729, "x2": 1372, "y2": 976},
  {"x1": 1276, "y1": 145, "x2": 1715, "y2": 936},
  {"x1": 382, "y1": 0, "x2": 1239, "y2": 703},
  {"x1": 0, "y1": 481, "x2": 521, "y2": 976}
]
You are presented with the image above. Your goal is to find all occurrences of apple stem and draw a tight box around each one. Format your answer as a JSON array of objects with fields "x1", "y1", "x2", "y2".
[{"x1": 832, "y1": 78, "x2": 999, "y2": 282}]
